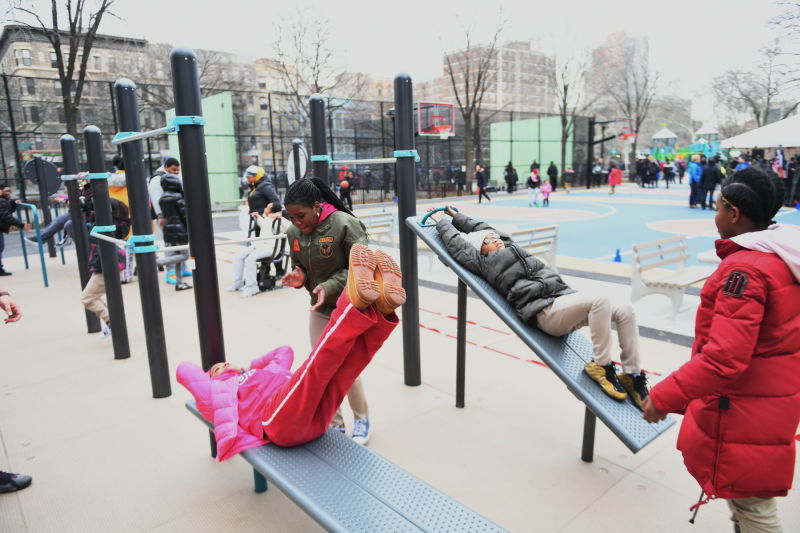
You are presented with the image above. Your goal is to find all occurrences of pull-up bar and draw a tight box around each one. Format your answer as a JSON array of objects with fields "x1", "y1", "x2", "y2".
[
  {"x1": 331, "y1": 157, "x2": 397, "y2": 166},
  {"x1": 110, "y1": 115, "x2": 206, "y2": 145}
]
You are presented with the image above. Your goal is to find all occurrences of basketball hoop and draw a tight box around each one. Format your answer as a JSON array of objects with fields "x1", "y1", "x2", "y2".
[{"x1": 418, "y1": 102, "x2": 455, "y2": 139}]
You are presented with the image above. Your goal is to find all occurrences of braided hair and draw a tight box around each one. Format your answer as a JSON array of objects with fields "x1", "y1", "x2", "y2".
[
  {"x1": 720, "y1": 167, "x2": 785, "y2": 227},
  {"x1": 284, "y1": 176, "x2": 354, "y2": 217}
]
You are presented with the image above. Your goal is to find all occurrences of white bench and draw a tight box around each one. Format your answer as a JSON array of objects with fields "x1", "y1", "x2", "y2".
[
  {"x1": 417, "y1": 224, "x2": 558, "y2": 272},
  {"x1": 359, "y1": 211, "x2": 395, "y2": 247},
  {"x1": 631, "y1": 235, "x2": 716, "y2": 317},
  {"x1": 509, "y1": 225, "x2": 558, "y2": 273}
]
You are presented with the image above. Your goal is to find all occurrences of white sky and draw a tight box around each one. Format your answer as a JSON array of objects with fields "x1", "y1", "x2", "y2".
[{"x1": 24, "y1": 0, "x2": 793, "y2": 121}]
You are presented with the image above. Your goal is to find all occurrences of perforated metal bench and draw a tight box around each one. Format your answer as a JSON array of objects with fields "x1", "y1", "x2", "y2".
[
  {"x1": 186, "y1": 401, "x2": 506, "y2": 532},
  {"x1": 360, "y1": 211, "x2": 396, "y2": 247},
  {"x1": 406, "y1": 216, "x2": 675, "y2": 461}
]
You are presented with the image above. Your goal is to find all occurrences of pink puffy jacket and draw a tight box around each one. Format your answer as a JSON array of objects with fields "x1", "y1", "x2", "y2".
[{"x1": 177, "y1": 347, "x2": 294, "y2": 462}]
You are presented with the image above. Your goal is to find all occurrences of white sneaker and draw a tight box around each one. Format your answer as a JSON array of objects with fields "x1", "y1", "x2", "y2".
[
  {"x1": 56, "y1": 236, "x2": 72, "y2": 247},
  {"x1": 240, "y1": 286, "x2": 260, "y2": 298},
  {"x1": 102, "y1": 322, "x2": 111, "y2": 337},
  {"x1": 351, "y1": 417, "x2": 371, "y2": 446},
  {"x1": 227, "y1": 283, "x2": 243, "y2": 292}
]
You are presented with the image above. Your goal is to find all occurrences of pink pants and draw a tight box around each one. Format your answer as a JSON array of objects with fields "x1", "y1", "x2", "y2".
[{"x1": 261, "y1": 293, "x2": 397, "y2": 447}]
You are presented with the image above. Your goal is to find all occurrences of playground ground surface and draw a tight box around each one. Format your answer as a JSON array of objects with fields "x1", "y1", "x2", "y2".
[{"x1": 1, "y1": 183, "x2": 799, "y2": 532}]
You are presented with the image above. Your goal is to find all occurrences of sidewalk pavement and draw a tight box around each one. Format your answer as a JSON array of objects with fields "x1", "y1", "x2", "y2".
[{"x1": 1, "y1": 209, "x2": 798, "y2": 532}]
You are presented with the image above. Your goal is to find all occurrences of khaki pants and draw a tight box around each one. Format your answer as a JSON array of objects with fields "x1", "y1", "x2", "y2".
[
  {"x1": 81, "y1": 273, "x2": 109, "y2": 324},
  {"x1": 728, "y1": 497, "x2": 782, "y2": 533},
  {"x1": 535, "y1": 291, "x2": 641, "y2": 373},
  {"x1": 309, "y1": 310, "x2": 369, "y2": 427}
]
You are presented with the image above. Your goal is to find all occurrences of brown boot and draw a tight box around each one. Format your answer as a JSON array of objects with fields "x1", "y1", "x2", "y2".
[
  {"x1": 374, "y1": 250, "x2": 405, "y2": 315},
  {"x1": 346, "y1": 244, "x2": 379, "y2": 310}
]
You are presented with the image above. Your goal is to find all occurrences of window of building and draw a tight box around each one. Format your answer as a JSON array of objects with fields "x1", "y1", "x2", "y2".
[
  {"x1": 34, "y1": 134, "x2": 43, "y2": 150},
  {"x1": 143, "y1": 111, "x2": 152, "y2": 129},
  {"x1": 108, "y1": 56, "x2": 117, "y2": 71},
  {"x1": 246, "y1": 115, "x2": 255, "y2": 129},
  {"x1": 249, "y1": 136, "x2": 257, "y2": 150},
  {"x1": 26, "y1": 78, "x2": 35, "y2": 95},
  {"x1": 54, "y1": 80, "x2": 62, "y2": 96},
  {"x1": 257, "y1": 77, "x2": 266, "y2": 90},
  {"x1": 262, "y1": 140, "x2": 270, "y2": 151},
  {"x1": 50, "y1": 51, "x2": 58, "y2": 69},
  {"x1": 156, "y1": 62, "x2": 164, "y2": 78},
  {"x1": 28, "y1": 106, "x2": 41, "y2": 123},
  {"x1": 93, "y1": 56, "x2": 101, "y2": 70},
  {"x1": 57, "y1": 107, "x2": 65, "y2": 123},
  {"x1": 222, "y1": 69, "x2": 230, "y2": 82},
  {"x1": 123, "y1": 57, "x2": 131, "y2": 70},
  {"x1": 259, "y1": 97, "x2": 268, "y2": 110},
  {"x1": 261, "y1": 117, "x2": 269, "y2": 131},
  {"x1": 14, "y1": 49, "x2": 32, "y2": 66},
  {"x1": 137, "y1": 57, "x2": 145, "y2": 70},
  {"x1": 244, "y1": 71, "x2": 252, "y2": 85}
]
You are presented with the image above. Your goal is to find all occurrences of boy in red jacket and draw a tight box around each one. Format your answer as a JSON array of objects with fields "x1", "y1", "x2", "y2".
[{"x1": 644, "y1": 168, "x2": 800, "y2": 532}]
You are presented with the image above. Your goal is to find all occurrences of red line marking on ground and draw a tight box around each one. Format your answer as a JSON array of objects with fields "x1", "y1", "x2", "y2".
[
  {"x1": 420, "y1": 324, "x2": 441, "y2": 334},
  {"x1": 419, "y1": 308, "x2": 443, "y2": 316},
  {"x1": 482, "y1": 346, "x2": 520, "y2": 360},
  {"x1": 479, "y1": 325, "x2": 511, "y2": 335},
  {"x1": 221, "y1": 259, "x2": 232, "y2": 264},
  {"x1": 612, "y1": 360, "x2": 662, "y2": 377},
  {"x1": 525, "y1": 359, "x2": 548, "y2": 368}
]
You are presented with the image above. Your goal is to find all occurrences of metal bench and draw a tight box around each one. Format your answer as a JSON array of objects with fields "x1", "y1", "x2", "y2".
[
  {"x1": 186, "y1": 401, "x2": 506, "y2": 533},
  {"x1": 359, "y1": 211, "x2": 395, "y2": 247},
  {"x1": 631, "y1": 235, "x2": 715, "y2": 317},
  {"x1": 508, "y1": 225, "x2": 558, "y2": 272},
  {"x1": 406, "y1": 216, "x2": 675, "y2": 461}
]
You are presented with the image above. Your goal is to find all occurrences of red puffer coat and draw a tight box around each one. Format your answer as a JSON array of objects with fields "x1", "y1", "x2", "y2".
[{"x1": 650, "y1": 237, "x2": 800, "y2": 500}]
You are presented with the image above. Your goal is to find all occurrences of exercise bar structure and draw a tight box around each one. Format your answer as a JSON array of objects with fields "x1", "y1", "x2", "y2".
[
  {"x1": 83, "y1": 125, "x2": 131, "y2": 361},
  {"x1": 307, "y1": 75, "x2": 422, "y2": 387},
  {"x1": 114, "y1": 78, "x2": 171, "y2": 399},
  {"x1": 60, "y1": 135, "x2": 101, "y2": 334}
]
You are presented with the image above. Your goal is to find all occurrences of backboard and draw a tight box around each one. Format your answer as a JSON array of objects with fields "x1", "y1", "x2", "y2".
[{"x1": 418, "y1": 102, "x2": 455, "y2": 139}]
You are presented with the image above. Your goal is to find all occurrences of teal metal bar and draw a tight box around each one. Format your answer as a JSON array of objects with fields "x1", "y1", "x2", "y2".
[{"x1": 15, "y1": 202, "x2": 48, "y2": 287}]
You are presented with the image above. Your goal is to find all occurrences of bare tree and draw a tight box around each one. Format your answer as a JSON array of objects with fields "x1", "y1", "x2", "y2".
[
  {"x1": 547, "y1": 47, "x2": 604, "y2": 182},
  {"x1": 712, "y1": 41, "x2": 800, "y2": 128},
  {"x1": 271, "y1": 14, "x2": 367, "y2": 136},
  {"x1": 7, "y1": 0, "x2": 116, "y2": 137},
  {"x1": 601, "y1": 36, "x2": 658, "y2": 170},
  {"x1": 444, "y1": 22, "x2": 504, "y2": 170}
]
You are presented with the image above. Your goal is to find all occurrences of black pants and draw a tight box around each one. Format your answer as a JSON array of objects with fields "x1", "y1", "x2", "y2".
[
  {"x1": 339, "y1": 190, "x2": 352, "y2": 211},
  {"x1": 478, "y1": 187, "x2": 491, "y2": 203},
  {"x1": 689, "y1": 181, "x2": 700, "y2": 206},
  {"x1": 702, "y1": 188, "x2": 715, "y2": 209}
]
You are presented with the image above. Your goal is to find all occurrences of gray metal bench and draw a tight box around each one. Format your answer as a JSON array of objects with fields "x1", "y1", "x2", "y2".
[
  {"x1": 186, "y1": 401, "x2": 506, "y2": 532},
  {"x1": 406, "y1": 216, "x2": 675, "y2": 461}
]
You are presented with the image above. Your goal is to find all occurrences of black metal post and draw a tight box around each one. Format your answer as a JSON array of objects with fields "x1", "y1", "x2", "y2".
[
  {"x1": 108, "y1": 81, "x2": 119, "y2": 144},
  {"x1": 456, "y1": 278, "x2": 467, "y2": 408},
  {"x1": 328, "y1": 107, "x2": 335, "y2": 175},
  {"x1": 33, "y1": 155, "x2": 56, "y2": 257},
  {"x1": 268, "y1": 93, "x2": 277, "y2": 175},
  {"x1": 309, "y1": 94, "x2": 329, "y2": 182},
  {"x1": 0, "y1": 132, "x2": 8, "y2": 183},
  {"x1": 60, "y1": 134, "x2": 101, "y2": 333},
  {"x1": 581, "y1": 407, "x2": 596, "y2": 462},
  {"x1": 2, "y1": 73, "x2": 24, "y2": 200},
  {"x1": 292, "y1": 139, "x2": 302, "y2": 182},
  {"x1": 587, "y1": 117, "x2": 595, "y2": 189},
  {"x1": 146, "y1": 137, "x2": 154, "y2": 176},
  {"x1": 394, "y1": 73, "x2": 421, "y2": 387},
  {"x1": 170, "y1": 47, "x2": 226, "y2": 372},
  {"x1": 83, "y1": 125, "x2": 130, "y2": 360},
  {"x1": 115, "y1": 79, "x2": 171, "y2": 398},
  {"x1": 509, "y1": 110, "x2": 514, "y2": 164}
]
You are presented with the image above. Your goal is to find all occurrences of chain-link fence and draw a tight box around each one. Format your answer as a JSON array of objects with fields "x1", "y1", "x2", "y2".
[{"x1": 0, "y1": 74, "x2": 599, "y2": 203}]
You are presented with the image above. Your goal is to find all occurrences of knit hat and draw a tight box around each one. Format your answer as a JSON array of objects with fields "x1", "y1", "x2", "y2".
[{"x1": 461, "y1": 230, "x2": 496, "y2": 252}]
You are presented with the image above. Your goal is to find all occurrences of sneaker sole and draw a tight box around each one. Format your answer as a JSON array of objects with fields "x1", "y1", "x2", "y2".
[
  {"x1": 374, "y1": 251, "x2": 405, "y2": 315},
  {"x1": 347, "y1": 244, "x2": 379, "y2": 310}
]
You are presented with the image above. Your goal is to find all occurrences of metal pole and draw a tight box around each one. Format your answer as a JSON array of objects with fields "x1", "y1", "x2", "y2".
[
  {"x1": 587, "y1": 117, "x2": 594, "y2": 189},
  {"x1": 509, "y1": 110, "x2": 514, "y2": 165},
  {"x1": 33, "y1": 155, "x2": 56, "y2": 257},
  {"x1": 309, "y1": 94, "x2": 329, "y2": 182},
  {"x1": 60, "y1": 135, "x2": 100, "y2": 333},
  {"x1": 380, "y1": 101, "x2": 388, "y2": 199},
  {"x1": 83, "y1": 125, "x2": 130, "y2": 360},
  {"x1": 456, "y1": 278, "x2": 467, "y2": 408},
  {"x1": 0, "y1": 132, "x2": 9, "y2": 183},
  {"x1": 394, "y1": 73, "x2": 421, "y2": 387},
  {"x1": 328, "y1": 106, "x2": 335, "y2": 178},
  {"x1": 581, "y1": 407, "x2": 596, "y2": 462},
  {"x1": 146, "y1": 137, "x2": 154, "y2": 176},
  {"x1": 292, "y1": 139, "x2": 302, "y2": 182},
  {"x1": 115, "y1": 79, "x2": 171, "y2": 398},
  {"x1": 108, "y1": 81, "x2": 119, "y2": 144},
  {"x1": 3, "y1": 73, "x2": 24, "y2": 200},
  {"x1": 170, "y1": 47, "x2": 226, "y2": 372},
  {"x1": 267, "y1": 93, "x2": 277, "y2": 175}
]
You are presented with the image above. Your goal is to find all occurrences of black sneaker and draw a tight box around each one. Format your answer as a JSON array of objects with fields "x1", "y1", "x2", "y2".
[
  {"x1": 619, "y1": 372, "x2": 649, "y2": 410},
  {"x1": 175, "y1": 282, "x2": 192, "y2": 291},
  {"x1": 0, "y1": 470, "x2": 32, "y2": 493},
  {"x1": 0, "y1": 270, "x2": 11, "y2": 276}
]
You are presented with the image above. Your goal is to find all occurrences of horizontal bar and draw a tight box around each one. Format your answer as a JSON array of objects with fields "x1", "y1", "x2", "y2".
[
  {"x1": 60, "y1": 174, "x2": 82, "y2": 182},
  {"x1": 158, "y1": 234, "x2": 287, "y2": 253},
  {"x1": 90, "y1": 232, "x2": 127, "y2": 248},
  {"x1": 331, "y1": 157, "x2": 397, "y2": 165},
  {"x1": 112, "y1": 127, "x2": 170, "y2": 145}
]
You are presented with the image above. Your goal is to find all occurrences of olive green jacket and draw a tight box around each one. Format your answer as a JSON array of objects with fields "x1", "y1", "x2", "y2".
[{"x1": 286, "y1": 211, "x2": 368, "y2": 316}]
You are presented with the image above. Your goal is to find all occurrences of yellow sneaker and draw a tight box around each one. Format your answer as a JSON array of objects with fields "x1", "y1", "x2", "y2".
[
  {"x1": 584, "y1": 361, "x2": 628, "y2": 401},
  {"x1": 619, "y1": 373, "x2": 649, "y2": 411},
  {"x1": 374, "y1": 250, "x2": 405, "y2": 315},
  {"x1": 346, "y1": 244, "x2": 379, "y2": 310}
]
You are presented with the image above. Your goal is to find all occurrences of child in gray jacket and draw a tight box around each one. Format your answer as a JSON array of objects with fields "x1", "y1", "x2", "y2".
[{"x1": 428, "y1": 207, "x2": 649, "y2": 408}]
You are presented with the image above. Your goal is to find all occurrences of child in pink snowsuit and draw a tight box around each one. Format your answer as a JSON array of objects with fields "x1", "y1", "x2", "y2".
[
  {"x1": 540, "y1": 180, "x2": 552, "y2": 207},
  {"x1": 177, "y1": 244, "x2": 404, "y2": 459}
]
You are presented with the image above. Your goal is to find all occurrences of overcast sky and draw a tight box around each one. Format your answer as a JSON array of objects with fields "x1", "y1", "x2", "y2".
[{"x1": 13, "y1": 0, "x2": 791, "y2": 121}]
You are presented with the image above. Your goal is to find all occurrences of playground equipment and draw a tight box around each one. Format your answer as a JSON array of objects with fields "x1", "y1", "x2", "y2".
[{"x1": 14, "y1": 202, "x2": 49, "y2": 287}]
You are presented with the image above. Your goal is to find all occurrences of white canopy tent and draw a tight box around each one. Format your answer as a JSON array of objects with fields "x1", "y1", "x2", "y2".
[{"x1": 721, "y1": 115, "x2": 800, "y2": 148}]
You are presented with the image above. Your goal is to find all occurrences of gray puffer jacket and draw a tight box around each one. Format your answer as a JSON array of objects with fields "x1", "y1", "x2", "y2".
[{"x1": 436, "y1": 213, "x2": 574, "y2": 324}]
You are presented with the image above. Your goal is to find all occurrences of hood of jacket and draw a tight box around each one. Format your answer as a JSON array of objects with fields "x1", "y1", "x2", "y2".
[{"x1": 730, "y1": 224, "x2": 800, "y2": 283}]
